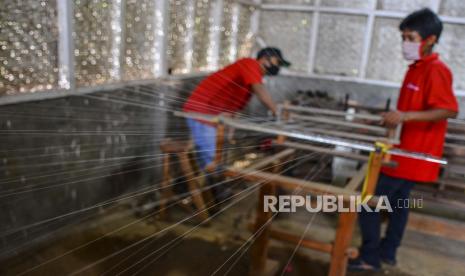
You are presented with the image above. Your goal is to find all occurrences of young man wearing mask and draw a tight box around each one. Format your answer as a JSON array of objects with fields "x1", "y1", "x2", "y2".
[
  {"x1": 349, "y1": 8, "x2": 458, "y2": 272},
  {"x1": 183, "y1": 47, "x2": 290, "y2": 199}
]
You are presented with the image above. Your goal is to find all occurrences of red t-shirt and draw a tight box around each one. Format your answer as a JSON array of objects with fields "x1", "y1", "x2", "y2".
[
  {"x1": 183, "y1": 58, "x2": 263, "y2": 115},
  {"x1": 382, "y1": 53, "x2": 458, "y2": 183}
]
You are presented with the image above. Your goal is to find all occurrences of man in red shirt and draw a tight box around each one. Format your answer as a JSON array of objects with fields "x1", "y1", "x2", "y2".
[
  {"x1": 183, "y1": 48, "x2": 290, "y2": 199},
  {"x1": 350, "y1": 8, "x2": 458, "y2": 272}
]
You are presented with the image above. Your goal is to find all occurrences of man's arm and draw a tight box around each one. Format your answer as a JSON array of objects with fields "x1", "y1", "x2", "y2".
[
  {"x1": 382, "y1": 109, "x2": 458, "y2": 127},
  {"x1": 251, "y1": 83, "x2": 277, "y2": 116}
]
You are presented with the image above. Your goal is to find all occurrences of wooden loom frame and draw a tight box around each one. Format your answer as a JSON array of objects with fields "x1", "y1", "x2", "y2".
[
  {"x1": 212, "y1": 121, "x2": 386, "y2": 276},
  {"x1": 174, "y1": 110, "x2": 462, "y2": 276}
]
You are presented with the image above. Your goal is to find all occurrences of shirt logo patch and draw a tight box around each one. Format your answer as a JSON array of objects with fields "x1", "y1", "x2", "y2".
[{"x1": 406, "y1": 83, "x2": 420, "y2": 92}]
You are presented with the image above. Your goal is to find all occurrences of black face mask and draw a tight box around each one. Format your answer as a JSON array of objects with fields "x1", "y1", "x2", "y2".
[{"x1": 264, "y1": 61, "x2": 280, "y2": 76}]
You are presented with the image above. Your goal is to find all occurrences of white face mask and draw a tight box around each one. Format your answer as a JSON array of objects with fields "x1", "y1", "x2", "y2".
[{"x1": 402, "y1": 41, "x2": 421, "y2": 61}]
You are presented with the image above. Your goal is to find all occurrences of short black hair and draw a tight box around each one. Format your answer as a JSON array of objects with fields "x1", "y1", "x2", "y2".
[{"x1": 399, "y1": 8, "x2": 443, "y2": 42}]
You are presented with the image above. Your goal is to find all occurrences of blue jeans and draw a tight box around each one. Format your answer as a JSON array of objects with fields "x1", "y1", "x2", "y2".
[
  {"x1": 186, "y1": 118, "x2": 217, "y2": 169},
  {"x1": 358, "y1": 173, "x2": 415, "y2": 267}
]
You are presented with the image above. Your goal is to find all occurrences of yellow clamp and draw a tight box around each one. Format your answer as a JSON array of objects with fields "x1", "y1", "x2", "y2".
[{"x1": 360, "y1": 142, "x2": 391, "y2": 203}]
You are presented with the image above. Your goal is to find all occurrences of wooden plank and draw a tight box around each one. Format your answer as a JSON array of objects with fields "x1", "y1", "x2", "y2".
[
  {"x1": 328, "y1": 212, "x2": 357, "y2": 276},
  {"x1": 225, "y1": 167, "x2": 358, "y2": 199},
  {"x1": 248, "y1": 148, "x2": 296, "y2": 171},
  {"x1": 269, "y1": 227, "x2": 333, "y2": 253},
  {"x1": 206, "y1": 123, "x2": 225, "y2": 173},
  {"x1": 159, "y1": 139, "x2": 192, "y2": 152},
  {"x1": 408, "y1": 213, "x2": 465, "y2": 242},
  {"x1": 262, "y1": 259, "x2": 280, "y2": 276},
  {"x1": 345, "y1": 163, "x2": 368, "y2": 191},
  {"x1": 159, "y1": 153, "x2": 173, "y2": 219}
]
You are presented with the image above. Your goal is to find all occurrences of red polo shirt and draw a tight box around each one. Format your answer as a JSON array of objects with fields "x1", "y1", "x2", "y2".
[
  {"x1": 183, "y1": 58, "x2": 263, "y2": 115},
  {"x1": 382, "y1": 53, "x2": 458, "y2": 183}
]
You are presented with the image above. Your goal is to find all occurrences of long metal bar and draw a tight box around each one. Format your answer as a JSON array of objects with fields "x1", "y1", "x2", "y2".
[
  {"x1": 57, "y1": 0, "x2": 75, "y2": 90},
  {"x1": 446, "y1": 133, "x2": 465, "y2": 142},
  {"x1": 280, "y1": 104, "x2": 403, "y2": 143},
  {"x1": 184, "y1": 0, "x2": 196, "y2": 73},
  {"x1": 279, "y1": 104, "x2": 382, "y2": 120},
  {"x1": 207, "y1": 0, "x2": 223, "y2": 70},
  {"x1": 110, "y1": 0, "x2": 125, "y2": 81},
  {"x1": 359, "y1": 9, "x2": 375, "y2": 79},
  {"x1": 289, "y1": 114, "x2": 388, "y2": 134},
  {"x1": 307, "y1": 0, "x2": 320, "y2": 74},
  {"x1": 227, "y1": 2, "x2": 240, "y2": 63},
  {"x1": 174, "y1": 112, "x2": 446, "y2": 165},
  {"x1": 153, "y1": 0, "x2": 170, "y2": 77},
  {"x1": 449, "y1": 119, "x2": 465, "y2": 126},
  {"x1": 282, "y1": 123, "x2": 394, "y2": 144},
  {"x1": 260, "y1": 3, "x2": 465, "y2": 25},
  {"x1": 277, "y1": 140, "x2": 397, "y2": 167},
  {"x1": 4, "y1": 70, "x2": 465, "y2": 106}
]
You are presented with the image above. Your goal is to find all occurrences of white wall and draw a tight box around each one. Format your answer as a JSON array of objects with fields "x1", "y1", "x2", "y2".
[{"x1": 259, "y1": 0, "x2": 465, "y2": 96}]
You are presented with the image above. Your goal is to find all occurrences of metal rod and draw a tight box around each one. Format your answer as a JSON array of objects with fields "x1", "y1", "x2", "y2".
[
  {"x1": 174, "y1": 112, "x2": 447, "y2": 165},
  {"x1": 57, "y1": 0, "x2": 75, "y2": 90},
  {"x1": 279, "y1": 104, "x2": 382, "y2": 121},
  {"x1": 153, "y1": 0, "x2": 170, "y2": 77},
  {"x1": 259, "y1": 3, "x2": 465, "y2": 26},
  {"x1": 207, "y1": 0, "x2": 223, "y2": 70},
  {"x1": 281, "y1": 123, "x2": 396, "y2": 144},
  {"x1": 288, "y1": 114, "x2": 387, "y2": 134},
  {"x1": 307, "y1": 0, "x2": 320, "y2": 74}
]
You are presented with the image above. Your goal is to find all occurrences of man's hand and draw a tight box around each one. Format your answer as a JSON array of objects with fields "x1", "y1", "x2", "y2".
[
  {"x1": 381, "y1": 111, "x2": 405, "y2": 128},
  {"x1": 382, "y1": 109, "x2": 457, "y2": 127},
  {"x1": 251, "y1": 83, "x2": 277, "y2": 116}
]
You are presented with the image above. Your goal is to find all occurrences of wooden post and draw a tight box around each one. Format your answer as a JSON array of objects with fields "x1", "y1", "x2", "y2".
[
  {"x1": 214, "y1": 123, "x2": 225, "y2": 166},
  {"x1": 249, "y1": 151, "x2": 285, "y2": 275},
  {"x1": 177, "y1": 152, "x2": 210, "y2": 222},
  {"x1": 250, "y1": 183, "x2": 276, "y2": 276},
  {"x1": 329, "y1": 146, "x2": 384, "y2": 276},
  {"x1": 328, "y1": 211, "x2": 358, "y2": 276},
  {"x1": 205, "y1": 123, "x2": 226, "y2": 173},
  {"x1": 159, "y1": 153, "x2": 173, "y2": 219}
]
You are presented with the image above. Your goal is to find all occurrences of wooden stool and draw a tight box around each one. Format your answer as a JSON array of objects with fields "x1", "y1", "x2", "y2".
[{"x1": 159, "y1": 139, "x2": 212, "y2": 222}]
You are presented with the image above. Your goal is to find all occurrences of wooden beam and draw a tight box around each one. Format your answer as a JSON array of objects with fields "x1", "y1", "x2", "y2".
[
  {"x1": 345, "y1": 163, "x2": 368, "y2": 191},
  {"x1": 247, "y1": 148, "x2": 296, "y2": 171},
  {"x1": 159, "y1": 153, "x2": 173, "y2": 219},
  {"x1": 214, "y1": 123, "x2": 225, "y2": 165},
  {"x1": 177, "y1": 152, "x2": 210, "y2": 222},
  {"x1": 269, "y1": 227, "x2": 332, "y2": 253},
  {"x1": 226, "y1": 167, "x2": 358, "y2": 199},
  {"x1": 328, "y1": 212, "x2": 358, "y2": 276},
  {"x1": 408, "y1": 213, "x2": 465, "y2": 242},
  {"x1": 250, "y1": 183, "x2": 276, "y2": 275}
]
